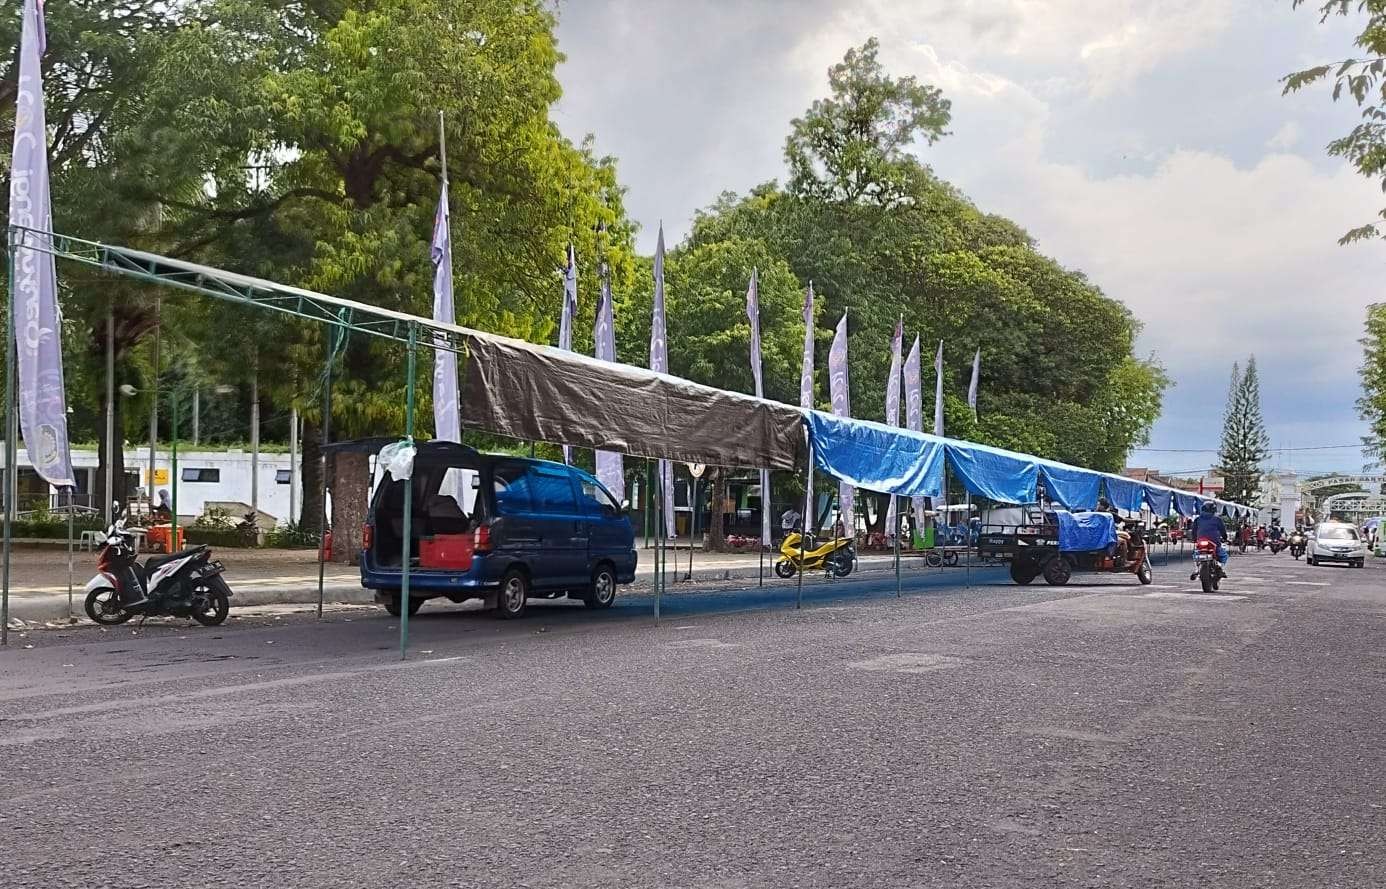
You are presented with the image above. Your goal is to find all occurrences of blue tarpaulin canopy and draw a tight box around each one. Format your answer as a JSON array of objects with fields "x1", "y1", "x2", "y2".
[
  {"x1": 804, "y1": 411, "x2": 945, "y2": 497},
  {"x1": 943, "y1": 441, "x2": 1039, "y2": 504},
  {"x1": 1174, "y1": 491, "x2": 1201, "y2": 517},
  {"x1": 797, "y1": 409, "x2": 1253, "y2": 517},
  {"x1": 1038, "y1": 462, "x2": 1103, "y2": 511},
  {"x1": 1103, "y1": 474, "x2": 1146, "y2": 513},
  {"x1": 1055, "y1": 510, "x2": 1117, "y2": 552}
]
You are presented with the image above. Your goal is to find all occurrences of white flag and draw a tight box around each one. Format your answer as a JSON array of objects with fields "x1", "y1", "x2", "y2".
[
  {"x1": 593, "y1": 255, "x2": 624, "y2": 500},
  {"x1": 828, "y1": 312, "x2": 853, "y2": 528},
  {"x1": 651, "y1": 225, "x2": 675, "y2": 539},
  {"x1": 884, "y1": 317, "x2": 903, "y2": 531},
  {"x1": 800, "y1": 282, "x2": 815, "y2": 531},
  {"x1": 967, "y1": 347, "x2": 980, "y2": 416},
  {"x1": 904, "y1": 336, "x2": 924, "y2": 526},
  {"x1": 430, "y1": 180, "x2": 459, "y2": 444},
  {"x1": 746, "y1": 268, "x2": 771, "y2": 546},
  {"x1": 933, "y1": 340, "x2": 945, "y2": 437},
  {"x1": 559, "y1": 244, "x2": 578, "y2": 463}
]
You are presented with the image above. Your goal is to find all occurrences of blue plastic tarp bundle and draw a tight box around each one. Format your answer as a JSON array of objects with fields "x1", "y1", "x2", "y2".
[
  {"x1": 804, "y1": 410, "x2": 945, "y2": 497},
  {"x1": 1055, "y1": 510, "x2": 1117, "y2": 552}
]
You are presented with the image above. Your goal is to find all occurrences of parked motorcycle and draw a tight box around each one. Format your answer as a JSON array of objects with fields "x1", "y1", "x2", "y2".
[
  {"x1": 1190, "y1": 536, "x2": 1225, "y2": 593},
  {"x1": 83, "y1": 504, "x2": 233, "y2": 626},
  {"x1": 775, "y1": 530, "x2": 856, "y2": 578},
  {"x1": 1288, "y1": 530, "x2": 1307, "y2": 560}
]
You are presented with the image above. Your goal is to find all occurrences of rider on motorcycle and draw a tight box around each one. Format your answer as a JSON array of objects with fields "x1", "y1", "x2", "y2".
[{"x1": 1190, "y1": 501, "x2": 1230, "y2": 577}]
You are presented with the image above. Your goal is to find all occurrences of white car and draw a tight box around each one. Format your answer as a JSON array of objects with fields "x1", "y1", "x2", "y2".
[{"x1": 1307, "y1": 522, "x2": 1369, "y2": 568}]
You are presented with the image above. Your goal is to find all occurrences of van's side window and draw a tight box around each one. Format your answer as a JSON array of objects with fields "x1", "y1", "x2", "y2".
[
  {"x1": 493, "y1": 464, "x2": 533, "y2": 514},
  {"x1": 577, "y1": 479, "x2": 620, "y2": 516},
  {"x1": 528, "y1": 467, "x2": 578, "y2": 512}
]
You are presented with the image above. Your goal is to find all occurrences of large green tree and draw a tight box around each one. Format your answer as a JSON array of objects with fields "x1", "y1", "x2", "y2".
[
  {"x1": 1216, "y1": 357, "x2": 1272, "y2": 504},
  {"x1": 1360, "y1": 302, "x2": 1386, "y2": 465},
  {"x1": 688, "y1": 40, "x2": 1166, "y2": 475}
]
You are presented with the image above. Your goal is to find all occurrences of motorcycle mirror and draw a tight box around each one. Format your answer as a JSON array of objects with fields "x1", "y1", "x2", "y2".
[{"x1": 620, "y1": 499, "x2": 631, "y2": 513}]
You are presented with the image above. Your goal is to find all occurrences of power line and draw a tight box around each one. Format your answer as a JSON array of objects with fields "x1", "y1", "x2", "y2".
[{"x1": 1132, "y1": 444, "x2": 1363, "y2": 453}]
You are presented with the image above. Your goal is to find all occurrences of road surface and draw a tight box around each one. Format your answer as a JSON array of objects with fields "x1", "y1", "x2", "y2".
[{"x1": 2, "y1": 551, "x2": 1383, "y2": 887}]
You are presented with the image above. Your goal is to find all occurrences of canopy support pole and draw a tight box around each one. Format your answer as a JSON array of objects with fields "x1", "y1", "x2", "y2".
[
  {"x1": 2, "y1": 232, "x2": 15, "y2": 646},
  {"x1": 654, "y1": 459, "x2": 662, "y2": 621},
  {"x1": 964, "y1": 491, "x2": 972, "y2": 589},
  {"x1": 66, "y1": 488, "x2": 74, "y2": 618},
  {"x1": 797, "y1": 442, "x2": 812, "y2": 610},
  {"x1": 399, "y1": 324, "x2": 417, "y2": 659},
  {"x1": 893, "y1": 494, "x2": 901, "y2": 598},
  {"x1": 315, "y1": 331, "x2": 335, "y2": 619}
]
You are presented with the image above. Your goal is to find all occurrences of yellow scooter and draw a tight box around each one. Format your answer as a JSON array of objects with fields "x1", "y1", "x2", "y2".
[{"x1": 775, "y1": 531, "x2": 856, "y2": 578}]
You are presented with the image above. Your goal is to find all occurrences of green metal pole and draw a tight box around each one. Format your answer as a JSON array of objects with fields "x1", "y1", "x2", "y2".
[
  {"x1": 315, "y1": 329, "x2": 334, "y2": 619},
  {"x1": 399, "y1": 324, "x2": 417, "y2": 659},
  {"x1": 2, "y1": 231, "x2": 15, "y2": 646},
  {"x1": 894, "y1": 494, "x2": 901, "y2": 598},
  {"x1": 66, "y1": 488, "x2": 74, "y2": 617},
  {"x1": 797, "y1": 442, "x2": 812, "y2": 610},
  {"x1": 171, "y1": 389, "x2": 179, "y2": 548}
]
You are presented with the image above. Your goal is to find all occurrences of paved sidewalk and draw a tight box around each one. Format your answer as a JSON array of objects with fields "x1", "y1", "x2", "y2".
[{"x1": 3, "y1": 543, "x2": 973, "y2": 623}]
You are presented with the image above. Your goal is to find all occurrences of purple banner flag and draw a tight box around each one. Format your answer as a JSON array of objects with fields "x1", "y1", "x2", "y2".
[
  {"x1": 828, "y1": 312, "x2": 853, "y2": 527},
  {"x1": 558, "y1": 244, "x2": 578, "y2": 463},
  {"x1": 933, "y1": 340, "x2": 945, "y2": 437},
  {"x1": 904, "y1": 336, "x2": 923, "y2": 522},
  {"x1": 8, "y1": 0, "x2": 74, "y2": 488},
  {"x1": 884, "y1": 316, "x2": 903, "y2": 530},
  {"x1": 650, "y1": 225, "x2": 674, "y2": 538},
  {"x1": 593, "y1": 256, "x2": 624, "y2": 500},
  {"x1": 745, "y1": 268, "x2": 770, "y2": 545},
  {"x1": 430, "y1": 180, "x2": 459, "y2": 445},
  {"x1": 967, "y1": 347, "x2": 981, "y2": 416},
  {"x1": 800, "y1": 282, "x2": 815, "y2": 530}
]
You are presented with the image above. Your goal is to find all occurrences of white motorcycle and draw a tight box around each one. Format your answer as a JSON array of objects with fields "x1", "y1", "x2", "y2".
[{"x1": 83, "y1": 503, "x2": 232, "y2": 626}]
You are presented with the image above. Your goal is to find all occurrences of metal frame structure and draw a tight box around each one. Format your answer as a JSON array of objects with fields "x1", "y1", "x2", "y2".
[{"x1": 3, "y1": 225, "x2": 479, "y2": 654}]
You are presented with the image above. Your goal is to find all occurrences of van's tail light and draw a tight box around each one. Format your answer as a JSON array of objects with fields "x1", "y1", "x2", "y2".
[
  {"x1": 362, "y1": 523, "x2": 373, "y2": 550},
  {"x1": 474, "y1": 522, "x2": 492, "y2": 553}
]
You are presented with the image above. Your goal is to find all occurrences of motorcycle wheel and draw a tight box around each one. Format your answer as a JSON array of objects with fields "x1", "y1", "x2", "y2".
[
  {"x1": 1010, "y1": 558, "x2": 1038, "y2": 585},
  {"x1": 1199, "y1": 561, "x2": 1215, "y2": 594},
  {"x1": 773, "y1": 559, "x2": 797, "y2": 579},
  {"x1": 84, "y1": 587, "x2": 132, "y2": 626},
  {"x1": 943, "y1": 550, "x2": 959, "y2": 567},
  {"x1": 1137, "y1": 559, "x2": 1153, "y2": 585},
  {"x1": 831, "y1": 557, "x2": 855, "y2": 578},
  {"x1": 190, "y1": 583, "x2": 230, "y2": 627},
  {"x1": 924, "y1": 551, "x2": 944, "y2": 568},
  {"x1": 1042, "y1": 556, "x2": 1072, "y2": 586}
]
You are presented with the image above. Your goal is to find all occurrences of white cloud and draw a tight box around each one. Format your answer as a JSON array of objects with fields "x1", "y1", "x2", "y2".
[{"x1": 1267, "y1": 120, "x2": 1301, "y2": 150}]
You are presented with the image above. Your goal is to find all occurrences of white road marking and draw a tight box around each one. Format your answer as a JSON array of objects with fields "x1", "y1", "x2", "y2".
[{"x1": 1285, "y1": 581, "x2": 1330, "y2": 587}]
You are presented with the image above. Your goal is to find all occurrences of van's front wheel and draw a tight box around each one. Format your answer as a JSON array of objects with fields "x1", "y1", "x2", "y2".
[
  {"x1": 585, "y1": 564, "x2": 617, "y2": 609},
  {"x1": 496, "y1": 570, "x2": 529, "y2": 619}
]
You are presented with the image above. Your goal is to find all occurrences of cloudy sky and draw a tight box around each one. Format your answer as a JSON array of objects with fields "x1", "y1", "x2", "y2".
[{"x1": 550, "y1": 0, "x2": 1383, "y2": 477}]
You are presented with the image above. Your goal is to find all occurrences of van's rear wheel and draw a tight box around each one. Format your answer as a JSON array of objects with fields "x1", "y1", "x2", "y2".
[
  {"x1": 383, "y1": 592, "x2": 424, "y2": 618},
  {"x1": 496, "y1": 570, "x2": 529, "y2": 619},
  {"x1": 586, "y1": 564, "x2": 617, "y2": 609}
]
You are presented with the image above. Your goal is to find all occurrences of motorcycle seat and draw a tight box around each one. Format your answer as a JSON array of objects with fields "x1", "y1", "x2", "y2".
[{"x1": 144, "y1": 546, "x2": 209, "y2": 571}]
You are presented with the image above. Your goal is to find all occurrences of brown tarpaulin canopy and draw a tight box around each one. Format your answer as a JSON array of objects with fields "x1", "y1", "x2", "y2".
[{"x1": 461, "y1": 334, "x2": 805, "y2": 470}]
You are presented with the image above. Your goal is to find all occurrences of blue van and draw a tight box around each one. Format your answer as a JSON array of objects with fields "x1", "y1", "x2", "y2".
[{"x1": 359, "y1": 442, "x2": 637, "y2": 619}]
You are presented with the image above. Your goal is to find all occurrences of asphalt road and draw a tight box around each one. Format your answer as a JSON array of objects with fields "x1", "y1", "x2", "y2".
[{"x1": 2, "y1": 551, "x2": 1383, "y2": 888}]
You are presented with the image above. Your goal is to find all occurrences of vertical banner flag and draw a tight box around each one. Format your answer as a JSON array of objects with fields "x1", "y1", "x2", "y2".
[
  {"x1": 828, "y1": 312, "x2": 853, "y2": 527},
  {"x1": 8, "y1": 0, "x2": 74, "y2": 487},
  {"x1": 967, "y1": 347, "x2": 981, "y2": 416},
  {"x1": 558, "y1": 244, "x2": 578, "y2": 463},
  {"x1": 904, "y1": 336, "x2": 924, "y2": 524},
  {"x1": 746, "y1": 269, "x2": 770, "y2": 546},
  {"x1": 884, "y1": 316, "x2": 903, "y2": 531},
  {"x1": 650, "y1": 225, "x2": 675, "y2": 538},
  {"x1": 593, "y1": 254, "x2": 624, "y2": 500},
  {"x1": 430, "y1": 180, "x2": 459, "y2": 444},
  {"x1": 800, "y1": 282, "x2": 815, "y2": 531},
  {"x1": 933, "y1": 340, "x2": 945, "y2": 437}
]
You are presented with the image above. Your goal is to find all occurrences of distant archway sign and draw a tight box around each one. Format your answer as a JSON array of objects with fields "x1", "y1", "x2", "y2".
[
  {"x1": 1301, "y1": 475, "x2": 1386, "y2": 496},
  {"x1": 1319, "y1": 492, "x2": 1386, "y2": 519}
]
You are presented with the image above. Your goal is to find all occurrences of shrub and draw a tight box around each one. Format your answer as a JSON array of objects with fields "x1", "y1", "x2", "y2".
[{"x1": 265, "y1": 522, "x2": 320, "y2": 549}]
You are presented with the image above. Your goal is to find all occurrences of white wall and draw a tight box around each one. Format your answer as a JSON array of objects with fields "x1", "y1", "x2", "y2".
[{"x1": 9, "y1": 447, "x2": 301, "y2": 524}]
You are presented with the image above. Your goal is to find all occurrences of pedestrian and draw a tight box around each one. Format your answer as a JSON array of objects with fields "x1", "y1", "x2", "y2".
[{"x1": 780, "y1": 505, "x2": 802, "y2": 539}]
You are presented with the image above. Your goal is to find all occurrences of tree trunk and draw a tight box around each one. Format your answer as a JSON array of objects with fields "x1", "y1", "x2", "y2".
[
  {"x1": 301, "y1": 418, "x2": 323, "y2": 536},
  {"x1": 706, "y1": 469, "x2": 729, "y2": 553},
  {"x1": 330, "y1": 451, "x2": 368, "y2": 565}
]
